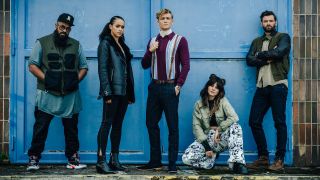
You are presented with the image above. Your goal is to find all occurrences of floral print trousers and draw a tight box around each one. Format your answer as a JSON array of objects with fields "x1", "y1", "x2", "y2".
[{"x1": 182, "y1": 123, "x2": 246, "y2": 169}]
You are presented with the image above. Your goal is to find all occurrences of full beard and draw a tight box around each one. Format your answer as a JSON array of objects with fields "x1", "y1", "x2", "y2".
[
  {"x1": 263, "y1": 25, "x2": 276, "y2": 33},
  {"x1": 53, "y1": 30, "x2": 68, "y2": 47}
]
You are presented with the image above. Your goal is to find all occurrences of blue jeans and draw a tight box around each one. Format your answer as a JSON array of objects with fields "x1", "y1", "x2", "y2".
[
  {"x1": 146, "y1": 81, "x2": 179, "y2": 165},
  {"x1": 249, "y1": 84, "x2": 288, "y2": 160}
]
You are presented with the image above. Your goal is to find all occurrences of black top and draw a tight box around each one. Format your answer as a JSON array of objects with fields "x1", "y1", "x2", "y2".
[{"x1": 208, "y1": 100, "x2": 218, "y2": 127}]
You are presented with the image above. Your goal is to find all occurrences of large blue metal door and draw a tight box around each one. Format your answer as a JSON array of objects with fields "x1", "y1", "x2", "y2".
[{"x1": 10, "y1": 0, "x2": 292, "y2": 164}]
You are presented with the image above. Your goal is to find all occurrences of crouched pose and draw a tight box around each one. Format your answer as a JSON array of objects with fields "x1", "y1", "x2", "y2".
[{"x1": 182, "y1": 74, "x2": 248, "y2": 174}]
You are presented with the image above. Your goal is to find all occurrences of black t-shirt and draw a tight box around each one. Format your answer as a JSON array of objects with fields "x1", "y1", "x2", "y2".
[{"x1": 208, "y1": 100, "x2": 218, "y2": 127}]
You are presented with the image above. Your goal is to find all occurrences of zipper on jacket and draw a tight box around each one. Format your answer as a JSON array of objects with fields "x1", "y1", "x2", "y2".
[
  {"x1": 60, "y1": 54, "x2": 65, "y2": 95},
  {"x1": 110, "y1": 69, "x2": 114, "y2": 82}
]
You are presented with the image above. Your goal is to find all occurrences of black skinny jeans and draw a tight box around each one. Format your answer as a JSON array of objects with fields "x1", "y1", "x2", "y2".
[
  {"x1": 97, "y1": 95, "x2": 128, "y2": 158},
  {"x1": 28, "y1": 107, "x2": 79, "y2": 159}
]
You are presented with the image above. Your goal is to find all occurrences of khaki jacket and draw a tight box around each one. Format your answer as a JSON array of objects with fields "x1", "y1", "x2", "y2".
[{"x1": 192, "y1": 97, "x2": 239, "y2": 143}]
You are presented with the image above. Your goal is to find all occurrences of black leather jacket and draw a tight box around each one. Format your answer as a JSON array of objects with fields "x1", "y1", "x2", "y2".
[{"x1": 98, "y1": 35, "x2": 135, "y2": 103}]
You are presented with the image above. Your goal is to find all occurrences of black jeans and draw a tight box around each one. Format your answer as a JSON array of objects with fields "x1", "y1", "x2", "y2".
[
  {"x1": 146, "y1": 82, "x2": 179, "y2": 165},
  {"x1": 249, "y1": 84, "x2": 288, "y2": 160},
  {"x1": 97, "y1": 95, "x2": 128, "y2": 157},
  {"x1": 28, "y1": 107, "x2": 79, "y2": 159}
]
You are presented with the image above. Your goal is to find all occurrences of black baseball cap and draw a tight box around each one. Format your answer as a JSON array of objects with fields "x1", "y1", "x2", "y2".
[{"x1": 57, "y1": 13, "x2": 75, "y2": 26}]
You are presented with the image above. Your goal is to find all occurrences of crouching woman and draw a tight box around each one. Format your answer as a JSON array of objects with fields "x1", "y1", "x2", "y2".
[{"x1": 182, "y1": 74, "x2": 248, "y2": 174}]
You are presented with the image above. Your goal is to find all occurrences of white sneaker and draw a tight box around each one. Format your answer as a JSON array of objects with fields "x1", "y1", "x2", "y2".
[
  {"x1": 26, "y1": 156, "x2": 40, "y2": 171},
  {"x1": 66, "y1": 163, "x2": 87, "y2": 169},
  {"x1": 66, "y1": 153, "x2": 87, "y2": 169}
]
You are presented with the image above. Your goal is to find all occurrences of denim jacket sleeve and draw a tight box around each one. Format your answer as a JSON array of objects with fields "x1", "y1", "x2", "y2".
[
  {"x1": 98, "y1": 39, "x2": 112, "y2": 97},
  {"x1": 192, "y1": 101, "x2": 208, "y2": 143},
  {"x1": 257, "y1": 33, "x2": 291, "y2": 62}
]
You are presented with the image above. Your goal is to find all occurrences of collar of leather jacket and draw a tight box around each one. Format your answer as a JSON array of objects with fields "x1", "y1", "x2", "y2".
[{"x1": 103, "y1": 35, "x2": 133, "y2": 61}]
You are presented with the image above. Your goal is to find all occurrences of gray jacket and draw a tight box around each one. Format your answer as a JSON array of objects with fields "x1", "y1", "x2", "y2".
[{"x1": 192, "y1": 97, "x2": 239, "y2": 144}]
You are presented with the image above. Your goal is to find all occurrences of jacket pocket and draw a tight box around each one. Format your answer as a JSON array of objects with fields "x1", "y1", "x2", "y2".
[
  {"x1": 47, "y1": 53, "x2": 60, "y2": 61},
  {"x1": 45, "y1": 71, "x2": 62, "y2": 91},
  {"x1": 48, "y1": 62, "x2": 61, "y2": 69},
  {"x1": 63, "y1": 71, "x2": 79, "y2": 92},
  {"x1": 64, "y1": 54, "x2": 76, "y2": 69}
]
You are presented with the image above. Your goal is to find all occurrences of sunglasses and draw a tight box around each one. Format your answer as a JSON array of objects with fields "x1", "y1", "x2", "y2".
[{"x1": 57, "y1": 23, "x2": 71, "y2": 32}]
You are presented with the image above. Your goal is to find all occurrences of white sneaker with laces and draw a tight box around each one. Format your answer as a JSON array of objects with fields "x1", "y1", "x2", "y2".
[
  {"x1": 26, "y1": 156, "x2": 40, "y2": 171},
  {"x1": 66, "y1": 153, "x2": 87, "y2": 169}
]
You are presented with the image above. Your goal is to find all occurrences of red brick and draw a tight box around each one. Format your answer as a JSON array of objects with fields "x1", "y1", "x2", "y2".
[
  {"x1": 293, "y1": 80, "x2": 299, "y2": 101},
  {"x1": 318, "y1": 103, "x2": 320, "y2": 123},
  {"x1": 312, "y1": 102, "x2": 317, "y2": 123},
  {"x1": 294, "y1": 0, "x2": 300, "y2": 14},
  {"x1": 299, "y1": 102, "x2": 305, "y2": 123},
  {"x1": 294, "y1": 124, "x2": 299, "y2": 146},
  {"x1": 293, "y1": 61, "x2": 300, "y2": 81},
  {"x1": 299, "y1": 124, "x2": 306, "y2": 145},
  {"x1": 0, "y1": 100, "x2": 3, "y2": 120},
  {"x1": 306, "y1": 36, "x2": 311, "y2": 57},
  {"x1": 311, "y1": 146, "x2": 318, "y2": 166},
  {"x1": 293, "y1": 102, "x2": 299, "y2": 124},
  {"x1": 306, "y1": 102, "x2": 311, "y2": 123},
  {"x1": 318, "y1": 125, "x2": 320, "y2": 145},
  {"x1": 306, "y1": 124, "x2": 311, "y2": 145},
  {"x1": 293, "y1": 15, "x2": 300, "y2": 37},
  {"x1": 312, "y1": 124, "x2": 318, "y2": 145},
  {"x1": 4, "y1": 34, "x2": 10, "y2": 56},
  {"x1": 305, "y1": 146, "x2": 312, "y2": 166},
  {"x1": 299, "y1": 80, "x2": 306, "y2": 101}
]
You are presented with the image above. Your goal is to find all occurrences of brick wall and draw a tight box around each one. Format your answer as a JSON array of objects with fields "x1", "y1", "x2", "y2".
[
  {"x1": 293, "y1": 0, "x2": 320, "y2": 166},
  {"x1": 0, "y1": 0, "x2": 10, "y2": 160}
]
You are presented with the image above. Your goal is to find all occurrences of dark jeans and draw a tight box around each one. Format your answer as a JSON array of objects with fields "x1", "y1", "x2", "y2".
[
  {"x1": 249, "y1": 84, "x2": 288, "y2": 160},
  {"x1": 97, "y1": 95, "x2": 128, "y2": 157},
  {"x1": 28, "y1": 107, "x2": 79, "y2": 159},
  {"x1": 146, "y1": 82, "x2": 179, "y2": 165}
]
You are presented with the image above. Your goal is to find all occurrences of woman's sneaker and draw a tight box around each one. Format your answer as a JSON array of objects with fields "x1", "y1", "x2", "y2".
[
  {"x1": 26, "y1": 155, "x2": 40, "y2": 171},
  {"x1": 66, "y1": 153, "x2": 87, "y2": 169}
]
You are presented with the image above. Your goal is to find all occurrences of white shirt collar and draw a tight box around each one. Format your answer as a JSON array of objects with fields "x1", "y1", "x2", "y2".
[{"x1": 159, "y1": 29, "x2": 172, "y2": 37}]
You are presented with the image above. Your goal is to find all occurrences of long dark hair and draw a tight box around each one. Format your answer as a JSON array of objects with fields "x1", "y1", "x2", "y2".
[
  {"x1": 200, "y1": 74, "x2": 226, "y2": 113},
  {"x1": 99, "y1": 16, "x2": 125, "y2": 41}
]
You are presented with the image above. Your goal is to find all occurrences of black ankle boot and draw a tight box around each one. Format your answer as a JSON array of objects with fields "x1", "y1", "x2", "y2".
[
  {"x1": 96, "y1": 156, "x2": 114, "y2": 174},
  {"x1": 108, "y1": 153, "x2": 126, "y2": 171},
  {"x1": 233, "y1": 162, "x2": 249, "y2": 174}
]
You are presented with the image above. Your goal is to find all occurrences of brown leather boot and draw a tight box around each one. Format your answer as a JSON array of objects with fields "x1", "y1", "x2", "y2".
[
  {"x1": 268, "y1": 159, "x2": 284, "y2": 171},
  {"x1": 247, "y1": 156, "x2": 269, "y2": 169}
]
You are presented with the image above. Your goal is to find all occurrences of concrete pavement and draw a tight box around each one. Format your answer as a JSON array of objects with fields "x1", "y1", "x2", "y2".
[{"x1": 0, "y1": 164, "x2": 319, "y2": 180}]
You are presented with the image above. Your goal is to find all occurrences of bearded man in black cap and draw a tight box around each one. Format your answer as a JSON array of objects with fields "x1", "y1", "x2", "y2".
[{"x1": 26, "y1": 13, "x2": 88, "y2": 171}]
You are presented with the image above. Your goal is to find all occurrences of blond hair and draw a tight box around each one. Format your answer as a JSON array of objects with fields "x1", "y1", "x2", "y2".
[{"x1": 156, "y1": 8, "x2": 173, "y2": 20}]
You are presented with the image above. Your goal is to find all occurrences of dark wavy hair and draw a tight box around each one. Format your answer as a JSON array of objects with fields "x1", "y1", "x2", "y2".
[
  {"x1": 99, "y1": 16, "x2": 125, "y2": 41},
  {"x1": 200, "y1": 74, "x2": 226, "y2": 113},
  {"x1": 260, "y1": 10, "x2": 277, "y2": 22}
]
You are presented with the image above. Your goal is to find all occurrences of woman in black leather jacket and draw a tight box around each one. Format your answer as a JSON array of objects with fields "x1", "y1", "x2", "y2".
[{"x1": 96, "y1": 16, "x2": 135, "y2": 174}]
